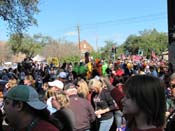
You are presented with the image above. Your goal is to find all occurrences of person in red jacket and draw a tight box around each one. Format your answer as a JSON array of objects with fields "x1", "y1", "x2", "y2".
[{"x1": 104, "y1": 75, "x2": 166, "y2": 131}]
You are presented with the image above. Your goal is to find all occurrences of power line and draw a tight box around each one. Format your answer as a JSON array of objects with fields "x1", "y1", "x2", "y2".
[
  {"x1": 80, "y1": 15, "x2": 167, "y2": 33},
  {"x1": 80, "y1": 12, "x2": 167, "y2": 28},
  {"x1": 52, "y1": 12, "x2": 167, "y2": 36}
]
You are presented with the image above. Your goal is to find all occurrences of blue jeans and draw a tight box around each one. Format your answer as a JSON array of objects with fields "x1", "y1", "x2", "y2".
[
  {"x1": 99, "y1": 116, "x2": 114, "y2": 131},
  {"x1": 114, "y1": 110, "x2": 123, "y2": 128}
]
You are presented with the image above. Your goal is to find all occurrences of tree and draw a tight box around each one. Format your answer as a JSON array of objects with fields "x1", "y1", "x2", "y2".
[
  {"x1": 33, "y1": 33, "x2": 53, "y2": 46},
  {"x1": 41, "y1": 39, "x2": 80, "y2": 61},
  {"x1": 0, "y1": 41, "x2": 12, "y2": 64},
  {"x1": 8, "y1": 33, "x2": 42, "y2": 57},
  {"x1": 8, "y1": 33, "x2": 23, "y2": 55},
  {"x1": 123, "y1": 29, "x2": 168, "y2": 57},
  {"x1": 0, "y1": 0, "x2": 39, "y2": 34},
  {"x1": 100, "y1": 40, "x2": 117, "y2": 60},
  {"x1": 123, "y1": 35, "x2": 142, "y2": 55},
  {"x1": 91, "y1": 51, "x2": 101, "y2": 60}
]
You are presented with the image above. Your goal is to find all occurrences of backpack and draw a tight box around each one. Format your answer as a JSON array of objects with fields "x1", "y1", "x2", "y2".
[{"x1": 165, "y1": 110, "x2": 175, "y2": 131}]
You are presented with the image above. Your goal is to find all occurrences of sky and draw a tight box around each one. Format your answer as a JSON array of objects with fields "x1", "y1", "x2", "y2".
[{"x1": 0, "y1": 0, "x2": 168, "y2": 50}]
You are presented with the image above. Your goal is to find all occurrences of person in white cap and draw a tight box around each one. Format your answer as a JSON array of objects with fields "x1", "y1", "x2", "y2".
[
  {"x1": 48, "y1": 80, "x2": 64, "y2": 91},
  {"x1": 46, "y1": 80, "x2": 64, "y2": 114}
]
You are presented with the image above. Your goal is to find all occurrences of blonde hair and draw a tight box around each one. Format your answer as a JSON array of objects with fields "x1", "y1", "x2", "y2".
[
  {"x1": 77, "y1": 79, "x2": 89, "y2": 99},
  {"x1": 45, "y1": 89, "x2": 70, "y2": 108},
  {"x1": 88, "y1": 78, "x2": 105, "y2": 91},
  {"x1": 7, "y1": 78, "x2": 17, "y2": 89},
  {"x1": 45, "y1": 88, "x2": 58, "y2": 101},
  {"x1": 24, "y1": 75, "x2": 35, "y2": 86},
  {"x1": 42, "y1": 82, "x2": 49, "y2": 91},
  {"x1": 54, "y1": 91, "x2": 70, "y2": 108}
]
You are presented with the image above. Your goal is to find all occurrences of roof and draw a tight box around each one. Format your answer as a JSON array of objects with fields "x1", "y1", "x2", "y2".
[{"x1": 77, "y1": 40, "x2": 94, "y2": 53}]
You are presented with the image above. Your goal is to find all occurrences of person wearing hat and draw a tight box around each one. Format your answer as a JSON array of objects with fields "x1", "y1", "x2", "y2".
[
  {"x1": 46, "y1": 80, "x2": 64, "y2": 114},
  {"x1": 48, "y1": 80, "x2": 64, "y2": 91},
  {"x1": 57, "y1": 72, "x2": 68, "y2": 85},
  {"x1": 3, "y1": 85, "x2": 60, "y2": 131}
]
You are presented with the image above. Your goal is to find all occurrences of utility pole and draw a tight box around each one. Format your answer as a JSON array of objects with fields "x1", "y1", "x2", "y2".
[
  {"x1": 96, "y1": 35, "x2": 98, "y2": 53},
  {"x1": 77, "y1": 25, "x2": 81, "y2": 51},
  {"x1": 112, "y1": 45, "x2": 116, "y2": 62},
  {"x1": 168, "y1": 0, "x2": 175, "y2": 68}
]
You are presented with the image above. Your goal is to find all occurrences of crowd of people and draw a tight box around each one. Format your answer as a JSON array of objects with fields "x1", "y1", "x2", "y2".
[{"x1": 0, "y1": 55, "x2": 174, "y2": 131}]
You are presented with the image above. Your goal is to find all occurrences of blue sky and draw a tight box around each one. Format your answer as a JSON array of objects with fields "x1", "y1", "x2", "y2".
[{"x1": 0, "y1": 0, "x2": 168, "y2": 49}]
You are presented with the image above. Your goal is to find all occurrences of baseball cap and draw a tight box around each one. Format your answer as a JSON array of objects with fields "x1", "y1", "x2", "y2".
[
  {"x1": 48, "y1": 80, "x2": 64, "y2": 90},
  {"x1": 5, "y1": 85, "x2": 47, "y2": 110},
  {"x1": 57, "y1": 72, "x2": 67, "y2": 79}
]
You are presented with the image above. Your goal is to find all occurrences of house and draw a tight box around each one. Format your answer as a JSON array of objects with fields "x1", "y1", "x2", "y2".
[{"x1": 77, "y1": 40, "x2": 94, "y2": 57}]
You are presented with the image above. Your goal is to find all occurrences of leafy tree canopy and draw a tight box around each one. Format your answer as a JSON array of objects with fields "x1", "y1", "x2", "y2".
[
  {"x1": 122, "y1": 29, "x2": 168, "y2": 56},
  {"x1": 8, "y1": 33, "x2": 42, "y2": 57},
  {"x1": 100, "y1": 40, "x2": 117, "y2": 60},
  {"x1": 0, "y1": 0, "x2": 39, "y2": 34}
]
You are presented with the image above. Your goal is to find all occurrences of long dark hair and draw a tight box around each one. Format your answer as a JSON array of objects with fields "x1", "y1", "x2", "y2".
[{"x1": 123, "y1": 75, "x2": 166, "y2": 128}]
